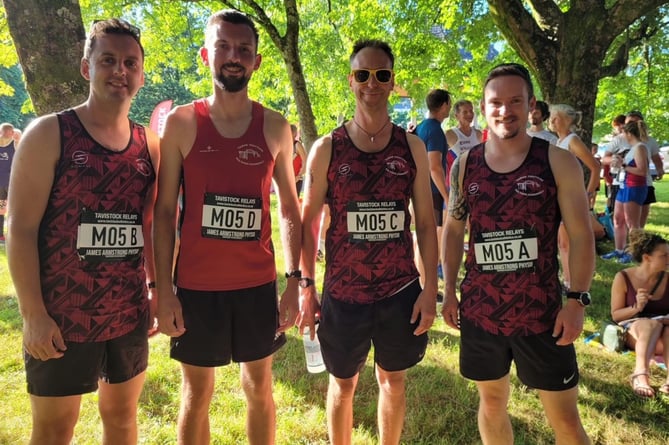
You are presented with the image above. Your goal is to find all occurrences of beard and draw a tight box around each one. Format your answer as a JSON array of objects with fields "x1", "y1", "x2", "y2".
[{"x1": 214, "y1": 65, "x2": 251, "y2": 93}]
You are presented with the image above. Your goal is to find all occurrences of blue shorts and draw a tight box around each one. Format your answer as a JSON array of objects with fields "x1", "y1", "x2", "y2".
[
  {"x1": 171, "y1": 281, "x2": 285, "y2": 367},
  {"x1": 616, "y1": 185, "x2": 647, "y2": 205},
  {"x1": 318, "y1": 279, "x2": 427, "y2": 379},
  {"x1": 25, "y1": 318, "x2": 149, "y2": 396},
  {"x1": 459, "y1": 318, "x2": 579, "y2": 391}
]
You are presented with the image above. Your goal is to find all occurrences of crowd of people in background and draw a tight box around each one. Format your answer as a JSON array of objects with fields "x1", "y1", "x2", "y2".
[{"x1": 3, "y1": 8, "x2": 669, "y2": 445}]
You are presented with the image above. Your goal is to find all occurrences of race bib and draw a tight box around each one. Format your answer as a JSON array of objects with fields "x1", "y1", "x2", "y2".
[
  {"x1": 77, "y1": 209, "x2": 143, "y2": 262},
  {"x1": 201, "y1": 193, "x2": 262, "y2": 241},
  {"x1": 617, "y1": 170, "x2": 626, "y2": 184},
  {"x1": 473, "y1": 228, "x2": 538, "y2": 273},
  {"x1": 346, "y1": 200, "x2": 405, "y2": 242}
]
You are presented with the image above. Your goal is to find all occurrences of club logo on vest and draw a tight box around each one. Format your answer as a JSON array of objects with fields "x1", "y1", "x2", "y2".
[
  {"x1": 385, "y1": 156, "x2": 409, "y2": 176},
  {"x1": 468, "y1": 183, "x2": 479, "y2": 195},
  {"x1": 338, "y1": 163, "x2": 351, "y2": 177},
  {"x1": 515, "y1": 175, "x2": 544, "y2": 196},
  {"x1": 236, "y1": 144, "x2": 264, "y2": 166},
  {"x1": 72, "y1": 150, "x2": 88, "y2": 167},
  {"x1": 135, "y1": 158, "x2": 153, "y2": 177}
]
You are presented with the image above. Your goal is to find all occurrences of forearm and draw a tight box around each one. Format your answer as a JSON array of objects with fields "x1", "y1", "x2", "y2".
[
  {"x1": 300, "y1": 207, "x2": 321, "y2": 279},
  {"x1": 567, "y1": 232, "x2": 595, "y2": 292},
  {"x1": 443, "y1": 225, "x2": 465, "y2": 294},
  {"x1": 152, "y1": 209, "x2": 177, "y2": 290},
  {"x1": 429, "y1": 166, "x2": 448, "y2": 200},
  {"x1": 279, "y1": 202, "x2": 302, "y2": 273},
  {"x1": 415, "y1": 222, "x2": 438, "y2": 292},
  {"x1": 7, "y1": 226, "x2": 47, "y2": 318}
]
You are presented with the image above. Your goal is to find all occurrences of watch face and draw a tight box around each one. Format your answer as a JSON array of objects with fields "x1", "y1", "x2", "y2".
[
  {"x1": 299, "y1": 278, "x2": 314, "y2": 288},
  {"x1": 568, "y1": 291, "x2": 591, "y2": 306}
]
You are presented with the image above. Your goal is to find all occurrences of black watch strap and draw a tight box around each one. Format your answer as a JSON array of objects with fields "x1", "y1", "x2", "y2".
[
  {"x1": 285, "y1": 270, "x2": 302, "y2": 279},
  {"x1": 299, "y1": 277, "x2": 315, "y2": 288}
]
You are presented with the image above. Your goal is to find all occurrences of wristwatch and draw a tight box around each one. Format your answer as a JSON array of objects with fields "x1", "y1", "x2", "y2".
[
  {"x1": 299, "y1": 277, "x2": 315, "y2": 288},
  {"x1": 285, "y1": 270, "x2": 302, "y2": 279},
  {"x1": 566, "y1": 291, "x2": 591, "y2": 307}
]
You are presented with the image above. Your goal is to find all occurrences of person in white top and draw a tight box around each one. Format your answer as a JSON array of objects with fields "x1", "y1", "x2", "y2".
[
  {"x1": 527, "y1": 100, "x2": 558, "y2": 145},
  {"x1": 549, "y1": 104, "x2": 601, "y2": 289},
  {"x1": 445, "y1": 99, "x2": 482, "y2": 156}
]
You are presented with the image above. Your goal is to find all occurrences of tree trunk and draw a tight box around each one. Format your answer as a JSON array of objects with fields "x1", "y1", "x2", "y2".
[
  {"x1": 487, "y1": 0, "x2": 668, "y2": 144},
  {"x1": 2, "y1": 0, "x2": 87, "y2": 114}
]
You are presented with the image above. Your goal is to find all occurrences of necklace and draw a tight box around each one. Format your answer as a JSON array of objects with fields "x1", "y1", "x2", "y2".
[{"x1": 352, "y1": 118, "x2": 390, "y2": 143}]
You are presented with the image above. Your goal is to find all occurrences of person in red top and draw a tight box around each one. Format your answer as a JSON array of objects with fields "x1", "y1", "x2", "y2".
[
  {"x1": 442, "y1": 63, "x2": 595, "y2": 444},
  {"x1": 7, "y1": 19, "x2": 159, "y2": 444},
  {"x1": 298, "y1": 40, "x2": 438, "y2": 444},
  {"x1": 153, "y1": 10, "x2": 301, "y2": 445}
]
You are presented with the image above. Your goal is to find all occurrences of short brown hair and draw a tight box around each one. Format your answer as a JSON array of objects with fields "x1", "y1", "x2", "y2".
[{"x1": 84, "y1": 18, "x2": 143, "y2": 60}]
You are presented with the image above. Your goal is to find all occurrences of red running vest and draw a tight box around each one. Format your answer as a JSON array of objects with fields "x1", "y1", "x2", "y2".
[{"x1": 176, "y1": 99, "x2": 276, "y2": 291}]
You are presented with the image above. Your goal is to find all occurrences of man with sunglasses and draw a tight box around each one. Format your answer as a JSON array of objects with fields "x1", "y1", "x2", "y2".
[
  {"x1": 153, "y1": 9, "x2": 301, "y2": 445},
  {"x1": 8, "y1": 19, "x2": 158, "y2": 444},
  {"x1": 298, "y1": 39, "x2": 438, "y2": 444}
]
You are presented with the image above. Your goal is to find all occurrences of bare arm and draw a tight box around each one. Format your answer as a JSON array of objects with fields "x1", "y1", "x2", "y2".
[
  {"x1": 568, "y1": 135, "x2": 600, "y2": 195},
  {"x1": 441, "y1": 154, "x2": 468, "y2": 330},
  {"x1": 153, "y1": 105, "x2": 192, "y2": 337},
  {"x1": 408, "y1": 134, "x2": 438, "y2": 335},
  {"x1": 427, "y1": 151, "x2": 448, "y2": 200},
  {"x1": 550, "y1": 147, "x2": 594, "y2": 345},
  {"x1": 651, "y1": 152, "x2": 664, "y2": 180},
  {"x1": 143, "y1": 128, "x2": 160, "y2": 334},
  {"x1": 7, "y1": 115, "x2": 65, "y2": 360},
  {"x1": 266, "y1": 111, "x2": 302, "y2": 332},
  {"x1": 296, "y1": 135, "x2": 331, "y2": 338},
  {"x1": 445, "y1": 129, "x2": 458, "y2": 148}
]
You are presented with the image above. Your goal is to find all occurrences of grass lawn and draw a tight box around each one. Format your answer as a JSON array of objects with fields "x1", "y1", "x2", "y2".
[{"x1": 1, "y1": 180, "x2": 668, "y2": 444}]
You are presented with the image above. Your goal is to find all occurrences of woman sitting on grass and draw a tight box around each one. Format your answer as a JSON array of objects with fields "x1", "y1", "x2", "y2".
[{"x1": 611, "y1": 229, "x2": 669, "y2": 398}]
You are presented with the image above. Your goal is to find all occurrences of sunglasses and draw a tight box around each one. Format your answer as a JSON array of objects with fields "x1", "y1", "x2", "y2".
[{"x1": 351, "y1": 69, "x2": 394, "y2": 84}]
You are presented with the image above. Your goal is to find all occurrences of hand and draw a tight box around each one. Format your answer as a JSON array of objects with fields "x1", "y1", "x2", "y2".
[
  {"x1": 635, "y1": 288, "x2": 649, "y2": 310},
  {"x1": 157, "y1": 288, "x2": 186, "y2": 337},
  {"x1": 611, "y1": 155, "x2": 623, "y2": 169},
  {"x1": 411, "y1": 288, "x2": 437, "y2": 335},
  {"x1": 552, "y1": 300, "x2": 585, "y2": 346},
  {"x1": 441, "y1": 290, "x2": 460, "y2": 330},
  {"x1": 277, "y1": 284, "x2": 299, "y2": 333},
  {"x1": 23, "y1": 312, "x2": 66, "y2": 361},
  {"x1": 296, "y1": 286, "x2": 321, "y2": 340}
]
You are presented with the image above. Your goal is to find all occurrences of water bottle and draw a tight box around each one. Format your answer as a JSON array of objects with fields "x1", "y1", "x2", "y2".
[{"x1": 303, "y1": 326, "x2": 326, "y2": 374}]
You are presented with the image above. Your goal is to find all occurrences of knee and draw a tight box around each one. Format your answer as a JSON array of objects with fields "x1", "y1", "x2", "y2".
[
  {"x1": 478, "y1": 391, "x2": 509, "y2": 417},
  {"x1": 330, "y1": 375, "x2": 358, "y2": 400},
  {"x1": 241, "y1": 371, "x2": 272, "y2": 402},
  {"x1": 31, "y1": 415, "x2": 78, "y2": 445},
  {"x1": 99, "y1": 402, "x2": 137, "y2": 431},
  {"x1": 637, "y1": 319, "x2": 663, "y2": 337},
  {"x1": 182, "y1": 376, "x2": 215, "y2": 410},
  {"x1": 376, "y1": 370, "x2": 406, "y2": 397}
]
